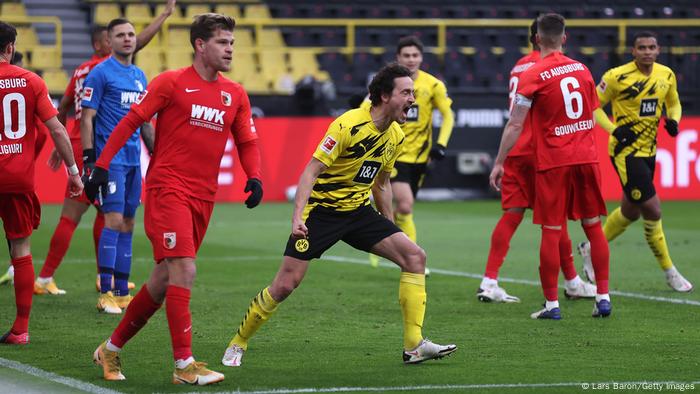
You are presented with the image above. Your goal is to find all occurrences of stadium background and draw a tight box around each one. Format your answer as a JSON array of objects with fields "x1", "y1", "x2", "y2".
[{"x1": 4, "y1": 0, "x2": 700, "y2": 202}]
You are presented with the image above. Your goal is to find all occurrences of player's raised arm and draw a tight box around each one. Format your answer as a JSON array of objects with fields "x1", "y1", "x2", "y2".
[{"x1": 135, "y1": 0, "x2": 177, "y2": 52}]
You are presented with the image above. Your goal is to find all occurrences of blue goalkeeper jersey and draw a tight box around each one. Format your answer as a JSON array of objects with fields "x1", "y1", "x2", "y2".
[{"x1": 82, "y1": 56, "x2": 147, "y2": 166}]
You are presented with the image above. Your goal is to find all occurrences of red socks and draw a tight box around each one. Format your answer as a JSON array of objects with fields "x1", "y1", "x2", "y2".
[
  {"x1": 40, "y1": 216, "x2": 78, "y2": 278},
  {"x1": 93, "y1": 212, "x2": 105, "y2": 271},
  {"x1": 583, "y1": 221, "x2": 610, "y2": 294},
  {"x1": 558, "y1": 225, "x2": 577, "y2": 281},
  {"x1": 11, "y1": 255, "x2": 34, "y2": 334},
  {"x1": 539, "y1": 228, "x2": 561, "y2": 301},
  {"x1": 110, "y1": 285, "x2": 162, "y2": 348},
  {"x1": 484, "y1": 211, "x2": 524, "y2": 279},
  {"x1": 166, "y1": 285, "x2": 192, "y2": 361}
]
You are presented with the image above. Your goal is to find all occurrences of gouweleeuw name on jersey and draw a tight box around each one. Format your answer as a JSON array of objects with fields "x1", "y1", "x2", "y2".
[
  {"x1": 306, "y1": 107, "x2": 404, "y2": 217},
  {"x1": 361, "y1": 70, "x2": 451, "y2": 164},
  {"x1": 598, "y1": 61, "x2": 679, "y2": 157}
]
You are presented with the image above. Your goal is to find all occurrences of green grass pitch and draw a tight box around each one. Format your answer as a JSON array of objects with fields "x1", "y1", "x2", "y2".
[{"x1": 1, "y1": 201, "x2": 699, "y2": 393}]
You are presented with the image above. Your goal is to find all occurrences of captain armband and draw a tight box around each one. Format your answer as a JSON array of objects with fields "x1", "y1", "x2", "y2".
[{"x1": 513, "y1": 94, "x2": 533, "y2": 108}]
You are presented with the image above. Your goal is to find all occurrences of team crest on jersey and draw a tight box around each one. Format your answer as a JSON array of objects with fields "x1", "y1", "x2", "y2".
[
  {"x1": 221, "y1": 91, "x2": 232, "y2": 106},
  {"x1": 320, "y1": 136, "x2": 337, "y2": 154},
  {"x1": 135, "y1": 90, "x2": 148, "y2": 104},
  {"x1": 83, "y1": 87, "x2": 93, "y2": 101},
  {"x1": 383, "y1": 142, "x2": 396, "y2": 164},
  {"x1": 295, "y1": 238, "x2": 309, "y2": 253},
  {"x1": 163, "y1": 232, "x2": 176, "y2": 249}
]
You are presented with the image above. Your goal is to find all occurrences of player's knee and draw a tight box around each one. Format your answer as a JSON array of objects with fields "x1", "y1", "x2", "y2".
[
  {"x1": 270, "y1": 279, "x2": 298, "y2": 301},
  {"x1": 403, "y1": 245, "x2": 426, "y2": 273},
  {"x1": 395, "y1": 200, "x2": 413, "y2": 215}
]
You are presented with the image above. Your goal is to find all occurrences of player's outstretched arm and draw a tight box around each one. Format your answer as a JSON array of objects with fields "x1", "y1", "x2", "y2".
[
  {"x1": 45, "y1": 116, "x2": 83, "y2": 196},
  {"x1": 135, "y1": 0, "x2": 177, "y2": 52},
  {"x1": 291, "y1": 158, "x2": 327, "y2": 238},
  {"x1": 372, "y1": 171, "x2": 394, "y2": 221}
]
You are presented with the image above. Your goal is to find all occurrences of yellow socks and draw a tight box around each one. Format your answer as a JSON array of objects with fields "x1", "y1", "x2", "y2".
[
  {"x1": 399, "y1": 272, "x2": 426, "y2": 350},
  {"x1": 643, "y1": 219, "x2": 674, "y2": 270},
  {"x1": 229, "y1": 287, "x2": 279, "y2": 350},
  {"x1": 603, "y1": 207, "x2": 633, "y2": 242},
  {"x1": 395, "y1": 212, "x2": 417, "y2": 243}
]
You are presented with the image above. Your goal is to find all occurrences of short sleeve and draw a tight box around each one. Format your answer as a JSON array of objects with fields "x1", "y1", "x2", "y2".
[
  {"x1": 81, "y1": 67, "x2": 105, "y2": 110},
  {"x1": 312, "y1": 119, "x2": 350, "y2": 167},
  {"x1": 596, "y1": 69, "x2": 616, "y2": 106},
  {"x1": 130, "y1": 71, "x2": 174, "y2": 122},
  {"x1": 31, "y1": 76, "x2": 58, "y2": 122},
  {"x1": 231, "y1": 88, "x2": 258, "y2": 144},
  {"x1": 516, "y1": 68, "x2": 538, "y2": 100}
]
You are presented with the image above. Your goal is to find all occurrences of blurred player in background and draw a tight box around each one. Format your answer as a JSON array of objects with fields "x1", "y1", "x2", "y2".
[
  {"x1": 478, "y1": 21, "x2": 596, "y2": 303},
  {"x1": 363, "y1": 36, "x2": 454, "y2": 274},
  {"x1": 578, "y1": 31, "x2": 692, "y2": 292},
  {"x1": 221, "y1": 63, "x2": 456, "y2": 368},
  {"x1": 80, "y1": 18, "x2": 155, "y2": 314},
  {"x1": 0, "y1": 22, "x2": 83, "y2": 344},
  {"x1": 32, "y1": 0, "x2": 177, "y2": 296},
  {"x1": 490, "y1": 13, "x2": 611, "y2": 320},
  {"x1": 88, "y1": 13, "x2": 262, "y2": 385}
]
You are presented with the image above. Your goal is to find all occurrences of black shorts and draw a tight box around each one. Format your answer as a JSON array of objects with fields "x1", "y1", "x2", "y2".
[
  {"x1": 283, "y1": 204, "x2": 402, "y2": 261},
  {"x1": 390, "y1": 162, "x2": 427, "y2": 197},
  {"x1": 610, "y1": 155, "x2": 656, "y2": 203}
]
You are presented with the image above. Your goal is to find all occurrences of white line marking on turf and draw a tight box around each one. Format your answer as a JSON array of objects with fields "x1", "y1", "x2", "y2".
[
  {"x1": 321, "y1": 255, "x2": 700, "y2": 307},
  {"x1": 0, "y1": 357, "x2": 122, "y2": 394},
  {"x1": 169, "y1": 380, "x2": 700, "y2": 394}
]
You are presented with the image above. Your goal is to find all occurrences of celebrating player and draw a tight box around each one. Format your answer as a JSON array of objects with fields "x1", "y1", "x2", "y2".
[
  {"x1": 221, "y1": 63, "x2": 456, "y2": 368},
  {"x1": 0, "y1": 22, "x2": 83, "y2": 344},
  {"x1": 362, "y1": 36, "x2": 454, "y2": 273},
  {"x1": 34, "y1": 1, "x2": 177, "y2": 296},
  {"x1": 478, "y1": 21, "x2": 596, "y2": 303},
  {"x1": 577, "y1": 31, "x2": 692, "y2": 292},
  {"x1": 87, "y1": 13, "x2": 262, "y2": 385},
  {"x1": 80, "y1": 18, "x2": 155, "y2": 314},
  {"x1": 490, "y1": 13, "x2": 611, "y2": 320}
]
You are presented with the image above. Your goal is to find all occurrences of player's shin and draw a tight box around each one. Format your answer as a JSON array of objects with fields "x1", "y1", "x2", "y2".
[
  {"x1": 583, "y1": 221, "x2": 610, "y2": 295},
  {"x1": 399, "y1": 272, "x2": 426, "y2": 350},
  {"x1": 229, "y1": 287, "x2": 279, "y2": 350},
  {"x1": 98, "y1": 228, "x2": 119, "y2": 293},
  {"x1": 558, "y1": 225, "x2": 577, "y2": 281},
  {"x1": 11, "y1": 255, "x2": 34, "y2": 334},
  {"x1": 485, "y1": 211, "x2": 524, "y2": 279},
  {"x1": 110, "y1": 285, "x2": 162, "y2": 348},
  {"x1": 395, "y1": 213, "x2": 417, "y2": 243},
  {"x1": 539, "y1": 228, "x2": 561, "y2": 304},
  {"x1": 603, "y1": 207, "x2": 632, "y2": 242},
  {"x1": 40, "y1": 216, "x2": 78, "y2": 279},
  {"x1": 166, "y1": 285, "x2": 193, "y2": 366},
  {"x1": 93, "y1": 212, "x2": 105, "y2": 271},
  {"x1": 113, "y1": 232, "x2": 133, "y2": 297},
  {"x1": 643, "y1": 219, "x2": 673, "y2": 270}
]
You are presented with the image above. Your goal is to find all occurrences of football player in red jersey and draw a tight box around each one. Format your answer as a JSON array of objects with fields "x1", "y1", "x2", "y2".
[
  {"x1": 0, "y1": 22, "x2": 83, "y2": 344},
  {"x1": 87, "y1": 13, "x2": 261, "y2": 385},
  {"x1": 478, "y1": 20, "x2": 596, "y2": 303},
  {"x1": 33, "y1": 0, "x2": 177, "y2": 296},
  {"x1": 490, "y1": 13, "x2": 611, "y2": 320}
]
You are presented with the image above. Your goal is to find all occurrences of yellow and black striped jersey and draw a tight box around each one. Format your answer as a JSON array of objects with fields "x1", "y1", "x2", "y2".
[
  {"x1": 361, "y1": 70, "x2": 453, "y2": 164},
  {"x1": 597, "y1": 61, "x2": 682, "y2": 157},
  {"x1": 305, "y1": 107, "x2": 404, "y2": 217}
]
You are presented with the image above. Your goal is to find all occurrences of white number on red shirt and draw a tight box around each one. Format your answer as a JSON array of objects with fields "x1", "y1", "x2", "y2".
[
  {"x1": 560, "y1": 77, "x2": 583, "y2": 120},
  {"x1": 2, "y1": 93, "x2": 27, "y2": 140}
]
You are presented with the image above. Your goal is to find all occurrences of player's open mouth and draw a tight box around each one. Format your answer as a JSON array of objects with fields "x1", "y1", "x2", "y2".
[{"x1": 402, "y1": 106, "x2": 411, "y2": 115}]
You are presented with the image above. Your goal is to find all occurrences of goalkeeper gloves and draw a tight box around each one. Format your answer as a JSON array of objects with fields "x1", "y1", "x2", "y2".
[
  {"x1": 429, "y1": 144, "x2": 447, "y2": 161},
  {"x1": 84, "y1": 166, "x2": 109, "y2": 205},
  {"x1": 244, "y1": 178, "x2": 263, "y2": 209},
  {"x1": 664, "y1": 118, "x2": 679, "y2": 137}
]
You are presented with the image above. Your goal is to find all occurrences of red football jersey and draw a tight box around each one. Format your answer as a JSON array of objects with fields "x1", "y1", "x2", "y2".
[
  {"x1": 507, "y1": 50, "x2": 539, "y2": 157},
  {"x1": 1, "y1": 63, "x2": 58, "y2": 192},
  {"x1": 97, "y1": 66, "x2": 257, "y2": 201},
  {"x1": 63, "y1": 54, "x2": 107, "y2": 139},
  {"x1": 516, "y1": 51, "x2": 599, "y2": 171}
]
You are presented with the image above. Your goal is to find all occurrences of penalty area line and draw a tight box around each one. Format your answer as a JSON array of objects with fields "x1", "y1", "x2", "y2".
[
  {"x1": 322, "y1": 255, "x2": 700, "y2": 307},
  {"x1": 0, "y1": 357, "x2": 123, "y2": 394}
]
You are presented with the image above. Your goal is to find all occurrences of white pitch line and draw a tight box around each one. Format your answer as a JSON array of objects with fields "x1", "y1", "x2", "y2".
[
  {"x1": 0, "y1": 357, "x2": 122, "y2": 394},
  {"x1": 321, "y1": 255, "x2": 700, "y2": 307},
  {"x1": 170, "y1": 380, "x2": 700, "y2": 394}
]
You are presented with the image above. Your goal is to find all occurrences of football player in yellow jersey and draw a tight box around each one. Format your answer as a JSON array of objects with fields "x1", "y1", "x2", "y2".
[
  {"x1": 363, "y1": 36, "x2": 454, "y2": 273},
  {"x1": 221, "y1": 64, "x2": 456, "y2": 367},
  {"x1": 577, "y1": 31, "x2": 692, "y2": 292}
]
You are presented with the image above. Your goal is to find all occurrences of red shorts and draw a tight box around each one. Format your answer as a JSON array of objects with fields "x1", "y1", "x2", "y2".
[
  {"x1": 0, "y1": 192, "x2": 41, "y2": 239},
  {"x1": 501, "y1": 155, "x2": 535, "y2": 210},
  {"x1": 144, "y1": 188, "x2": 214, "y2": 262},
  {"x1": 533, "y1": 164, "x2": 607, "y2": 226},
  {"x1": 63, "y1": 139, "x2": 91, "y2": 204}
]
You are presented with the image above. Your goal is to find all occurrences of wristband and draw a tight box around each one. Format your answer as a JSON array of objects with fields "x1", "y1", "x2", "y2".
[{"x1": 67, "y1": 164, "x2": 79, "y2": 176}]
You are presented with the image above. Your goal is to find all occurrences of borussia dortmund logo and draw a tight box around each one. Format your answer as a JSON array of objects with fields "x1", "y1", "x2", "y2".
[
  {"x1": 295, "y1": 239, "x2": 310, "y2": 253},
  {"x1": 384, "y1": 142, "x2": 396, "y2": 164},
  {"x1": 631, "y1": 188, "x2": 642, "y2": 200}
]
